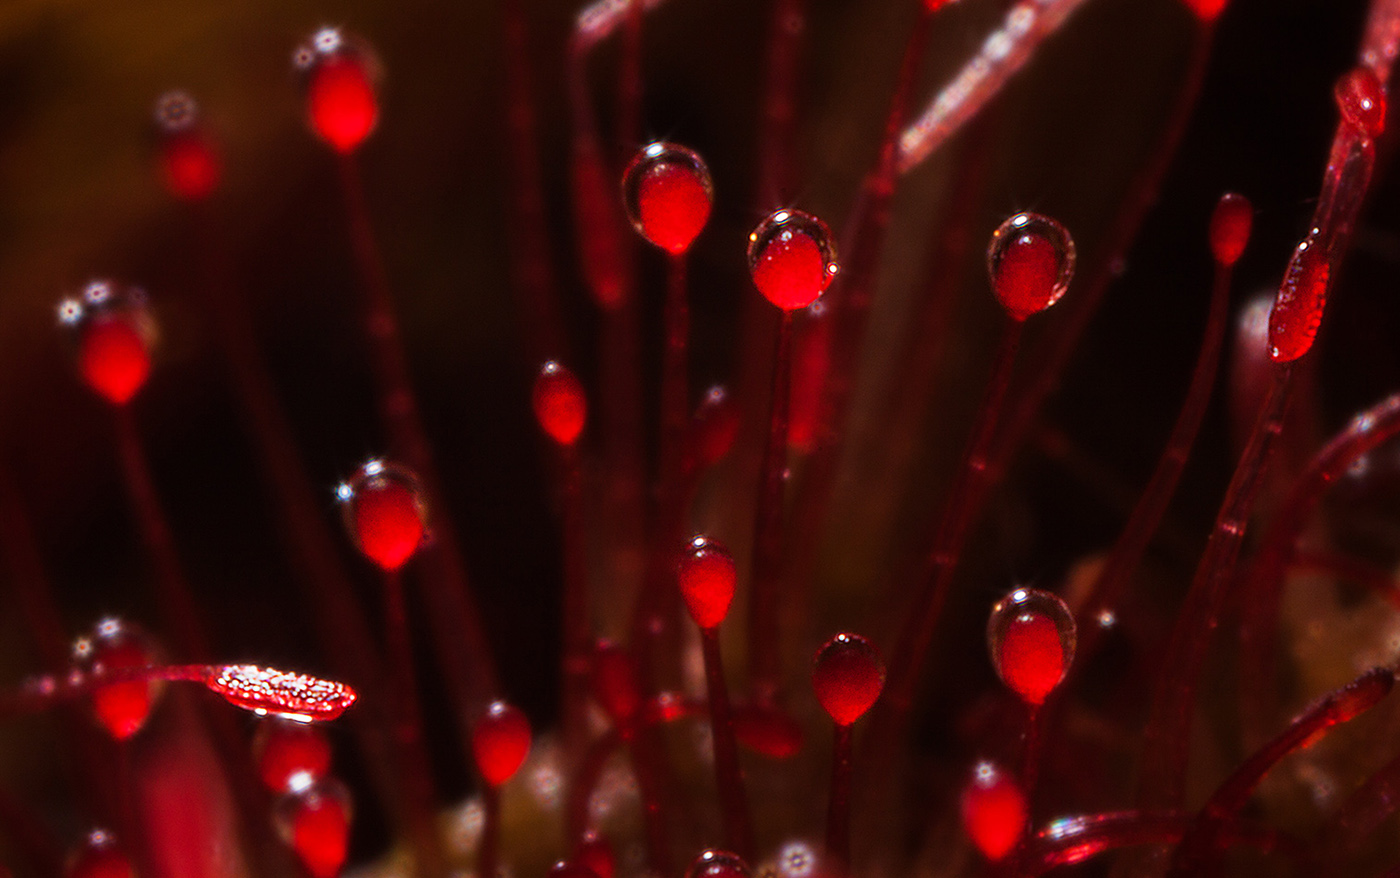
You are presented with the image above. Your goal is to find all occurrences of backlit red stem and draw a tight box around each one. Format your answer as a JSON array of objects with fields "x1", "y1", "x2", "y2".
[
  {"x1": 701, "y1": 627, "x2": 755, "y2": 860},
  {"x1": 749, "y1": 311, "x2": 795, "y2": 699}
]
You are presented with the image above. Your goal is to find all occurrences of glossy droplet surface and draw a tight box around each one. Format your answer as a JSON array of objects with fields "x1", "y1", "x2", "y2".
[
  {"x1": 811, "y1": 633, "x2": 885, "y2": 726},
  {"x1": 591, "y1": 641, "x2": 641, "y2": 726},
  {"x1": 690, "y1": 385, "x2": 741, "y2": 467},
  {"x1": 337, "y1": 459, "x2": 427, "y2": 570},
  {"x1": 1269, "y1": 234, "x2": 1328, "y2": 363},
  {"x1": 472, "y1": 700, "x2": 531, "y2": 787},
  {"x1": 60, "y1": 281, "x2": 154, "y2": 406},
  {"x1": 987, "y1": 213, "x2": 1075, "y2": 321},
  {"x1": 153, "y1": 92, "x2": 220, "y2": 202},
  {"x1": 677, "y1": 536, "x2": 737, "y2": 630},
  {"x1": 686, "y1": 849, "x2": 751, "y2": 878},
  {"x1": 987, "y1": 588, "x2": 1075, "y2": 706},
  {"x1": 297, "y1": 30, "x2": 379, "y2": 154},
  {"x1": 74, "y1": 619, "x2": 160, "y2": 741},
  {"x1": 205, "y1": 665, "x2": 357, "y2": 721},
  {"x1": 275, "y1": 780, "x2": 351, "y2": 878},
  {"x1": 533, "y1": 361, "x2": 587, "y2": 446},
  {"x1": 1209, "y1": 192, "x2": 1252, "y2": 267},
  {"x1": 254, "y1": 717, "x2": 334, "y2": 793},
  {"x1": 623, "y1": 142, "x2": 713, "y2": 254},
  {"x1": 748, "y1": 210, "x2": 838, "y2": 310},
  {"x1": 67, "y1": 830, "x2": 133, "y2": 878},
  {"x1": 1335, "y1": 67, "x2": 1386, "y2": 139},
  {"x1": 960, "y1": 761, "x2": 1026, "y2": 861}
]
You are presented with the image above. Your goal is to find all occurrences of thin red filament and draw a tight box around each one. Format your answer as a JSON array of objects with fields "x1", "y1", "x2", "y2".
[
  {"x1": 307, "y1": 56, "x2": 378, "y2": 154},
  {"x1": 79, "y1": 317, "x2": 150, "y2": 406}
]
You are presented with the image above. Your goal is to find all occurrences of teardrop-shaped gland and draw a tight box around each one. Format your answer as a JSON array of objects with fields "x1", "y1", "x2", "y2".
[
  {"x1": 1209, "y1": 192, "x2": 1253, "y2": 267},
  {"x1": 986, "y1": 587, "x2": 1076, "y2": 706},
  {"x1": 748, "y1": 210, "x2": 839, "y2": 310},
  {"x1": 1335, "y1": 66, "x2": 1386, "y2": 139},
  {"x1": 533, "y1": 361, "x2": 587, "y2": 446},
  {"x1": 811, "y1": 633, "x2": 886, "y2": 726},
  {"x1": 294, "y1": 29, "x2": 380, "y2": 154},
  {"x1": 471, "y1": 700, "x2": 531, "y2": 787},
  {"x1": 689, "y1": 386, "x2": 741, "y2": 468},
  {"x1": 254, "y1": 717, "x2": 334, "y2": 793},
  {"x1": 1177, "y1": 0, "x2": 1228, "y2": 23},
  {"x1": 733, "y1": 703, "x2": 804, "y2": 758},
  {"x1": 986, "y1": 212, "x2": 1076, "y2": 321},
  {"x1": 1269, "y1": 233, "x2": 1328, "y2": 363},
  {"x1": 686, "y1": 849, "x2": 752, "y2": 878},
  {"x1": 336, "y1": 459, "x2": 427, "y2": 570},
  {"x1": 959, "y1": 761, "x2": 1026, "y2": 861},
  {"x1": 58, "y1": 281, "x2": 155, "y2": 406},
  {"x1": 591, "y1": 641, "x2": 641, "y2": 727},
  {"x1": 574, "y1": 833, "x2": 616, "y2": 878},
  {"x1": 152, "y1": 91, "x2": 221, "y2": 202},
  {"x1": 677, "y1": 536, "x2": 737, "y2": 630},
  {"x1": 274, "y1": 779, "x2": 352, "y2": 878},
  {"x1": 622, "y1": 142, "x2": 714, "y2": 254},
  {"x1": 67, "y1": 830, "x2": 133, "y2": 878},
  {"x1": 72, "y1": 618, "x2": 162, "y2": 741}
]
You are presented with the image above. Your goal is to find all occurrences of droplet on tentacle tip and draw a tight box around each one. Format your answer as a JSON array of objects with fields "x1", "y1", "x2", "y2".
[
  {"x1": 274, "y1": 778, "x2": 352, "y2": 878},
  {"x1": 59, "y1": 281, "x2": 155, "y2": 407},
  {"x1": 471, "y1": 700, "x2": 532, "y2": 787},
  {"x1": 960, "y1": 760, "x2": 1026, "y2": 861},
  {"x1": 986, "y1": 213, "x2": 1075, "y2": 321},
  {"x1": 295, "y1": 28, "x2": 381, "y2": 154},
  {"x1": 72, "y1": 618, "x2": 162, "y2": 741},
  {"x1": 1334, "y1": 66, "x2": 1386, "y2": 139},
  {"x1": 1269, "y1": 233, "x2": 1328, "y2": 363},
  {"x1": 591, "y1": 640, "x2": 641, "y2": 728},
  {"x1": 1209, "y1": 192, "x2": 1253, "y2": 267},
  {"x1": 986, "y1": 587, "x2": 1076, "y2": 706},
  {"x1": 677, "y1": 536, "x2": 737, "y2": 630},
  {"x1": 811, "y1": 632, "x2": 886, "y2": 726},
  {"x1": 686, "y1": 849, "x2": 752, "y2": 878},
  {"x1": 622, "y1": 142, "x2": 713, "y2": 254},
  {"x1": 747, "y1": 210, "x2": 839, "y2": 310},
  {"x1": 1177, "y1": 0, "x2": 1229, "y2": 24},
  {"x1": 152, "y1": 91, "x2": 221, "y2": 202},
  {"x1": 66, "y1": 829, "x2": 133, "y2": 878},
  {"x1": 533, "y1": 360, "x2": 587, "y2": 447},
  {"x1": 336, "y1": 458, "x2": 428, "y2": 571},
  {"x1": 254, "y1": 717, "x2": 334, "y2": 793}
]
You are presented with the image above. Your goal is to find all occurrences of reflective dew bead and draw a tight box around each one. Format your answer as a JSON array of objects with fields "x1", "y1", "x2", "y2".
[
  {"x1": 685, "y1": 849, "x2": 752, "y2": 878},
  {"x1": 748, "y1": 210, "x2": 839, "y2": 310},
  {"x1": 960, "y1": 761, "x2": 1026, "y2": 861},
  {"x1": 337, "y1": 460, "x2": 427, "y2": 571},
  {"x1": 153, "y1": 92, "x2": 220, "y2": 202},
  {"x1": 623, "y1": 142, "x2": 713, "y2": 254},
  {"x1": 811, "y1": 633, "x2": 886, "y2": 726},
  {"x1": 676, "y1": 536, "x2": 737, "y2": 630},
  {"x1": 986, "y1": 588, "x2": 1076, "y2": 706},
  {"x1": 79, "y1": 316, "x2": 151, "y2": 406},
  {"x1": 1209, "y1": 192, "x2": 1253, "y2": 268},
  {"x1": 299, "y1": 30, "x2": 379, "y2": 154},
  {"x1": 986, "y1": 212, "x2": 1075, "y2": 321},
  {"x1": 254, "y1": 717, "x2": 334, "y2": 793},
  {"x1": 533, "y1": 361, "x2": 587, "y2": 446},
  {"x1": 471, "y1": 700, "x2": 532, "y2": 787},
  {"x1": 275, "y1": 780, "x2": 352, "y2": 878},
  {"x1": 76, "y1": 619, "x2": 160, "y2": 741},
  {"x1": 690, "y1": 386, "x2": 741, "y2": 468}
]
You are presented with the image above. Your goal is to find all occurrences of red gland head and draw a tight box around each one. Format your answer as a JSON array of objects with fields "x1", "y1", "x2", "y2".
[
  {"x1": 1177, "y1": 0, "x2": 1229, "y2": 24},
  {"x1": 574, "y1": 833, "x2": 616, "y2": 878},
  {"x1": 986, "y1": 587, "x2": 1076, "y2": 706},
  {"x1": 1209, "y1": 192, "x2": 1253, "y2": 267},
  {"x1": 254, "y1": 717, "x2": 334, "y2": 793},
  {"x1": 677, "y1": 536, "x2": 737, "y2": 630},
  {"x1": 623, "y1": 142, "x2": 713, "y2": 254},
  {"x1": 60, "y1": 281, "x2": 155, "y2": 407},
  {"x1": 748, "y1": 210, "x2": 839, "y2": 310},
  {"x1": 471, "y1": 700, "x2": 531, "y2": 787},
  {"x1": 732, "y1": 702, "x2": 804, "y2": 758},
  {"x1": 960, "y1": 761, "x2": 1026, "y2": 861},
  {"x1": 1268, "y1": 233, "x2": 1328, "y2": 363},
  {"x1": 153, "y1": 91, "x2": 221, "y2": 202},
  {"x1": 274, "y1": 779, "x2": 352, "y2": 878},
  {"x1": 1335, "y1": 66, "x2": 1386, "y2": 139},
  {"x1": 337, "y1": 459, "x2": 428, "y2": 570},
  {"x1": 67, "y1": 830, "x2": 133, "y2": 878},
  {"x1": 73, "y1": 618, "x2": 161, "y2": 741},
  {"x1": 686, "y1": 850, "x2": 752, "y2": 878},
  {"x1": 986, "y1": 212, "x2": 1075, "y2": 321},
  {"x1": 591, "y1": 640, "x2": 641, "y2": 727},
  {"x1": 296, "y1": 29, "x2": 380, "y2": 154},
  {"x1": 533, "y1": 361, "x2": 587, "y2": 446},
  {"x1": 689, "y1": 386, "x2": 741, "y2": 469},
  {"x1": 811, "y1": 632, "x2": 886, "y2": 726}
]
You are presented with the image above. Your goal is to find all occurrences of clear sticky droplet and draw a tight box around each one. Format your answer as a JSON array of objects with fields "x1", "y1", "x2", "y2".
[
  {"x1": 1209, "y1": 192, "x2": 1253, "y2": 267},
  {"x1": 1269, "y1": 233, "x2": 1328, "y2": 363},
  {"x1": 205, "y1": 665, "x2": 357, "y2": 722},
  {"x1": 622, "y1": 142, "x2": 713, "y2": 254},
  {"x1": 336, "y1": 459, "x2": 428, "y2": 570},
  {"x1": 960, "y1": 760, "x2": 1026, "y2": 861},
  {"x1": 1334, "y1": 67, "x2": 1386, "y2": 139},
  {"x1": 471, "y1": 700, "x2": 531, "y2": 787},
  {"x1": 686, "y1": 849, "x2": 751, "y2": 878},
  {"x1": 295, "y1": 29, "x2": 380, "y2": 154},
  {"x1": 986, "y1": 213, "x2": 1075, "y2": 321},
  {"x1": 986, "y1": 587, "x2": 1075, "y2": 705},
  {"x1": 153, "y1": 91, "x2": 220, "y2": 202},
  {"x1": 747, "y1": 210, "x2": 839, "y2": 310},
  {"x1": 59, "y1": 282, "x2": 155, "y2": 407},
  {"x1": 74, "y1": 618, "x2": 161, "y2": 741},
  {"x1": 811, "y1": 632, "x2": 886, "y2": 726},
  {"x1": 67, "y1": 829, "x2": 134, "y2": 878},
  {"x1": 254, "y1": 717, "x2": 334, "y2": 793},
  {"x1": 533, "y1": 361, "x2": 587, "y2": 446},
  {"x1": 676, "y1": 536, "x2": 737, "y2": 630},
  {"x1": 274, "y1": 779, "x2": 352, "y2": 878}
]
